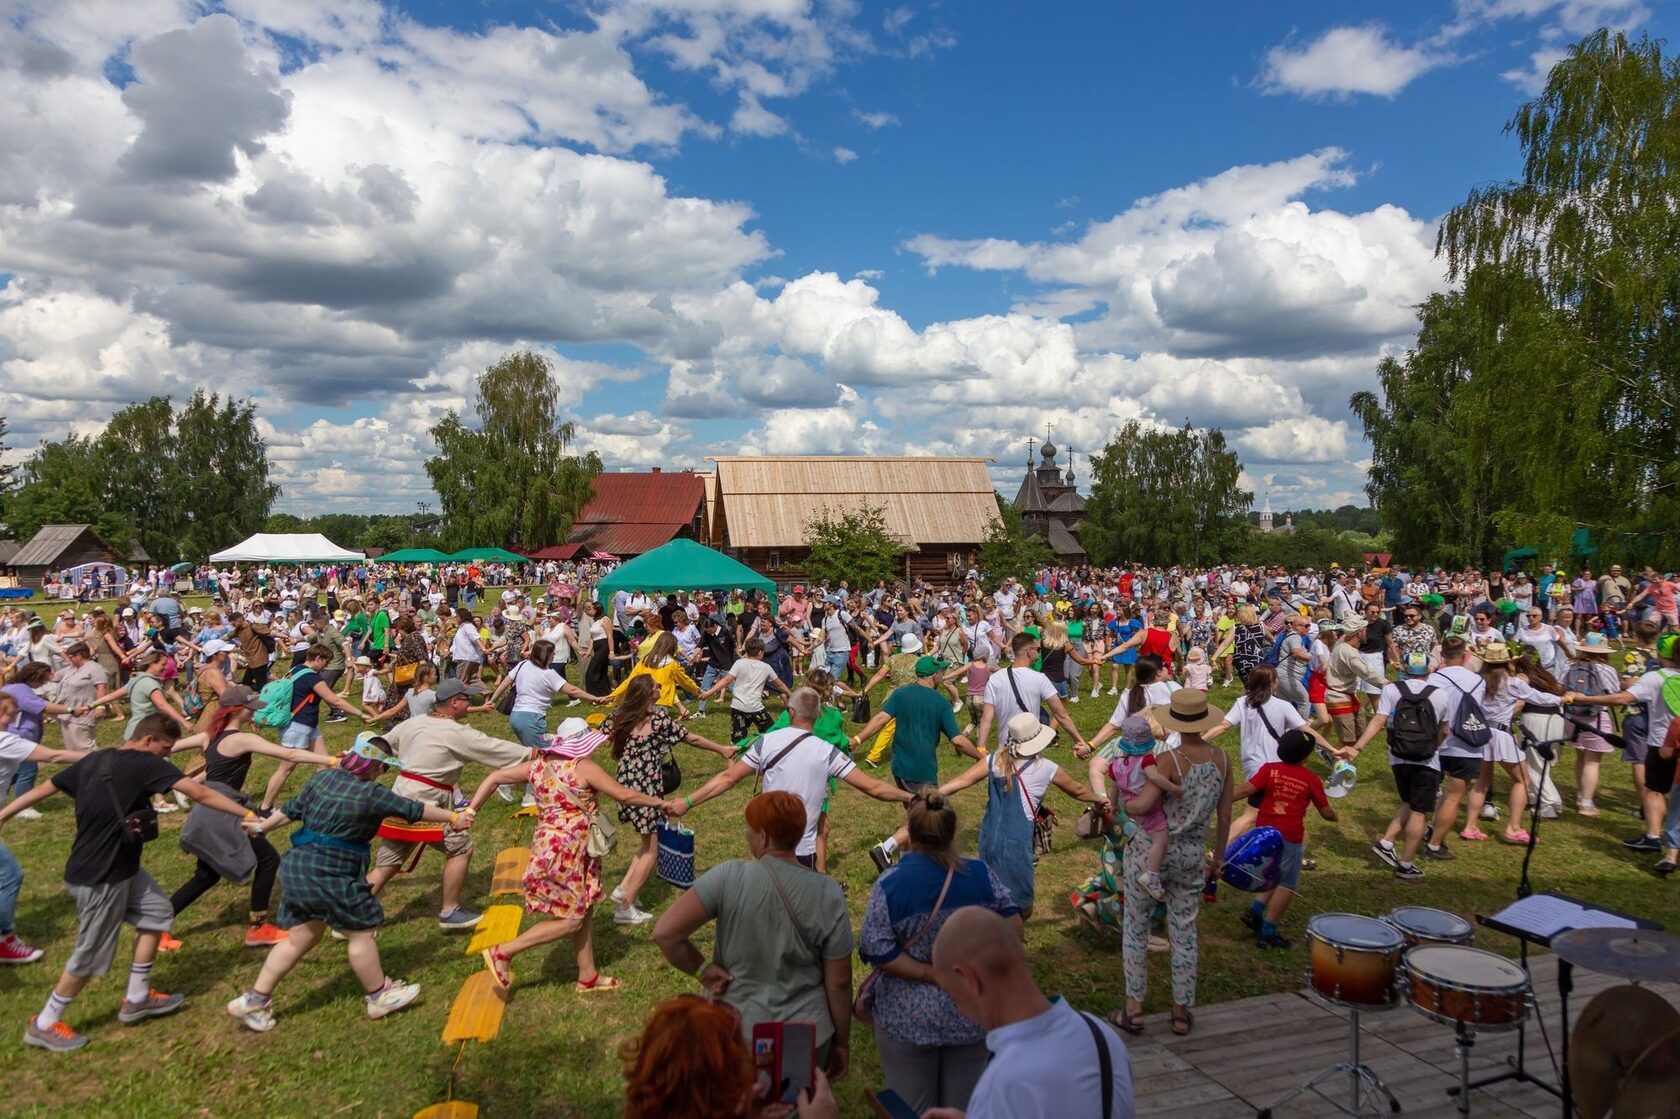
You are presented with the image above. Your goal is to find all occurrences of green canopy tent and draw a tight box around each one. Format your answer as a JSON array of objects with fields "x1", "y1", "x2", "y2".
[
  {"x1": 1501, "y1": 527, "x2": 1596, "y2": 572},
  {"x1": 445, "y1": 547, "x2": 529, "y2": 564},
  {"x1": 379, "y1": 548, "x2": 452, "y2": 564},
  {"x1": 593, "y1": 539, "x2": 776, "y2": 606}
]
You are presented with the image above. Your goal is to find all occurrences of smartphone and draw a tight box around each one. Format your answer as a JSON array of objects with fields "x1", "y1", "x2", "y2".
[
  {"x1": 751, "y1": 1020, "x2": 817, "y2": 1104},
  {"x1": 868, "y1": 1089, "x2": 920, "y2": 1119}
]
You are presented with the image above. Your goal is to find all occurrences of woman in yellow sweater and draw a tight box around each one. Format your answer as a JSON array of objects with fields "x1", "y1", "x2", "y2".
[{"x1": 608, "y1": 633, "x2": 702, "y2": 718}]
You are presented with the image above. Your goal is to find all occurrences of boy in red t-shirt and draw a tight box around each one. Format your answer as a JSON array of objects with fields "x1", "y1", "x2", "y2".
[{"x1": 1232, "y1": 727, "x2": 1336, "y2": 949}]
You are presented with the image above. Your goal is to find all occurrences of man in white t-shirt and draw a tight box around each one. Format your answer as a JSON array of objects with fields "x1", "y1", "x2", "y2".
[
  {"x1": 977, "y1": 632, "x2": 1090, "y2": 757},
  {"x1": 1349, "y1": 652, "x2": 1456, "y2": 880},
  {"x1": 1568, "y1": 635, "x2": 1680, "y2": 857},
  {"x1": 1420, "y1": 636, "x2": 1489, "y2": 861},
  {"x1": 931, "y1": 906, "x2": 1134, "y2": 1119},
  {"x1": 677, "y1": 688, "x2": 910, "y2": 866}
]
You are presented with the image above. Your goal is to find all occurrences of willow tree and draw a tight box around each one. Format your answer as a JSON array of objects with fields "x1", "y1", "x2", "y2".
[
  {"x1": 1436, "y1": 30, "x2": 1680, "y2": 565},
  {"x1": 426, "y1": 351, "x2": 601, "y2": 551}
]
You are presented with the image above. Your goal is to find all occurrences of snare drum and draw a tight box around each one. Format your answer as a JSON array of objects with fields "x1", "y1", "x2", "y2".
[
  {"x1": 1307, "y1": 913, "x2": 1405, "y2": 1009},
  {"x1": 1403, "y1": 945, "x2": 1530, "y2": 1030},
  {"x1": 1384, "y1": 906, "x2": 1474, "y2": 948}
]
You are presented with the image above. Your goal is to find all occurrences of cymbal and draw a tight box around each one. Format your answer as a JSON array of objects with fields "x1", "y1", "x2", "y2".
[
  {"x1": 1612, "y1": 1027, "x2": 1680, "y2": 1119},
  {"x1": 1553, "y1": 928, "x2": 1680, "y2": 984},
  {"x1": 1571, "y1": 987, "x2": 1680, "y2": 1119}
]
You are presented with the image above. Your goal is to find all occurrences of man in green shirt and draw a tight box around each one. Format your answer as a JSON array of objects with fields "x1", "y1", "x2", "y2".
[
  {"x1": 848, "y1": 656, "x2": 981, "y2": 797},
  {"x1": 368, "y1": 598, "x2": 393, "y2": 663}
]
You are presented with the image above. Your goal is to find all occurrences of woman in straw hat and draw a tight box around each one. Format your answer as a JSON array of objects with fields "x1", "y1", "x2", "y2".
[
  {"x1": 1460, "y1": 643, "x2": 1541, "y2": 844},
  {"x1": 1561, "y1": 633, "x2": 1619, "y2": 815},
  {"x1": 936, "y1": 712, "x2": 1107, "y2": 918},
  {"x1": 225, "y1": 734, "x2": 468, "y2": 1032},
  {"x1": 469, "y1": 718, "x2": 680, "y2": 994},
  {"x1": 1109, "y1": 689, "x2": 1232, "y2": 1038}
]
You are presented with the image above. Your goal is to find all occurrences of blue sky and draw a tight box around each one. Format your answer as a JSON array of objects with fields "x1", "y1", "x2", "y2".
[{"x1": 0, "y1": 0, "x2": 1670, "y2": 515}]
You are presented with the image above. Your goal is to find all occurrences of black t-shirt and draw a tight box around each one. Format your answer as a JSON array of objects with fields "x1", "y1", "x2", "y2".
[
  {"x1": 1360, "y1": 618, "x2": 1393, "y2": 656},
  {"x1": 290, "y1": 669, "x2": 324, "y2": 727},
  {"x1": 53, "y1": 750, "x2": 184, "y2": 887}
]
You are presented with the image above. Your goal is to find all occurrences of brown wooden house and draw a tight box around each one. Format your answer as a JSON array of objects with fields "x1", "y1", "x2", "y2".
[
  {"x1": 707, "y1": 456, "x2": 996, "y2": 583},
  {"x1": 9, "y1": 524, "x2": 129, "y2": 589}
]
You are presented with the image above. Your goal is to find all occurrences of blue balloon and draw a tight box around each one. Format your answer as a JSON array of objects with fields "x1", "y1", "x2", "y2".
[{"x1": 1220, "y1": 826, "x2": 1283, "y2": 893}]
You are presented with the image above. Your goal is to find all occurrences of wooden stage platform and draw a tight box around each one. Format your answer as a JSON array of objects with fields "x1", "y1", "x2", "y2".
[{"x1": 1125, "y1": 954, "x2": 1680, "y2": 1118}]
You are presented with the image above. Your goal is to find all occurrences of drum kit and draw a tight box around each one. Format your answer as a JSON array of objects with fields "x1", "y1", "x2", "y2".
[
  {"x1": 1262, "y1": 911, "x2": 1680, "y2": 1119},
  {"x1": 1553, "y1": 927, "x2": 1680, "y2": 1119},
  {"x1": 1261, "y1": 906, "x2": 1524, "y2": 1119}
]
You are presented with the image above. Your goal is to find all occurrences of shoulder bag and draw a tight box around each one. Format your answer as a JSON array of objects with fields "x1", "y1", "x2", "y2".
[
  {"x1": 752, "y1": 731, "x2": 814, "y2": 794},
  {"x1": 1080, "y1": 1011, "x2": 1117, "y2": 1119},
  {"x1": 552, "y1": 765, "x2": 617, "y2": 858},
  {"x1": 853, "y1": 864, "x2": 955, "y2": 1028},
  {"x1": 100, "y1": 750, "x2": 159, "y2": 847},
  {"x1": 1018, "y1": 763, "x2": 1056, "y2": 858},
  {"x1": 761, "y1": 855, "x2": 819, "y2": 964}
]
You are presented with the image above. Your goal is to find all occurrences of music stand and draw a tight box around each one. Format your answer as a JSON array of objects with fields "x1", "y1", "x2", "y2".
[{"x1": 1476, "y1": 891, "x2": 1660, "y2": 1119}]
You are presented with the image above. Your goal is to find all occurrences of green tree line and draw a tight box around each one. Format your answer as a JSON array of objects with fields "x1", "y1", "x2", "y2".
[
  {"x1": 1355, "y1": 30, "x2": 1680, "y2": 570},
  {"x1": 1, "y1": 392, "x2": 278, "y2": 564}
]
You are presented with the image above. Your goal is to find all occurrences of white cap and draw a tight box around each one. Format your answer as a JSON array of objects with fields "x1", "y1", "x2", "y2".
[{"x1": 201, "y1": 639, "x2": 236, "y2": 656}]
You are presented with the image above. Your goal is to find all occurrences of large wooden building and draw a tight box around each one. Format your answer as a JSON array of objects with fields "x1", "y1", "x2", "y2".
[
  {"x1": 9, "y1": 524, "x2": 130, "y2": 589},
  {"x1": 707, "y1": 456, "x2": 997, "y2": 583}
]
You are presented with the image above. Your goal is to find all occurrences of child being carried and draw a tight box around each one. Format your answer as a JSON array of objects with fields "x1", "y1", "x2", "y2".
[{"x1": 1103, "y1": 715, "x2": 1181, "y2": 901}]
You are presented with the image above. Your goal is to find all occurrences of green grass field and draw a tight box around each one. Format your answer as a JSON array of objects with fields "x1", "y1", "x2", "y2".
[{"x1": 1, "y1": 631, "x2": 1674, "y2": 1116}]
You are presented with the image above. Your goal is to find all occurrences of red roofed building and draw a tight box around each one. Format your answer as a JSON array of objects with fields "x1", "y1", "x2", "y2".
[{"x1": 556, "y1": 469, "x2": 706, "y2": 558}]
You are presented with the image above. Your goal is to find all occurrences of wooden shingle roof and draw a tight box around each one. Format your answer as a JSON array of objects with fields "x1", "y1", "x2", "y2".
[{"x1": 710, "y1": 456, "x2": 997, "y2": 549}]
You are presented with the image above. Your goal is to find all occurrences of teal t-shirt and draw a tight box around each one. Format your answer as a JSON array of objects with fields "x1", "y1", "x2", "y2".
[{"x1": 881, "y1": 682, "x2": 960, "y2": 784}]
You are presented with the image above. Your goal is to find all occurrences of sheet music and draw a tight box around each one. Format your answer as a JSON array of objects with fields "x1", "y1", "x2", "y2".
[{"x1": 1493, "y1": 894, "x2": 1638, "y2": 939}]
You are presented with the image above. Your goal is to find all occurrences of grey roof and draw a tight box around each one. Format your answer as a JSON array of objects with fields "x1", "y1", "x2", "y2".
[
  {"x1": 0, "y1": 540, "x2": 17, "y2": 565},
  {"x1": 11, "y1": 524, "x2": 100, "y2": 568},
  {"x1": 1048, "y1": 490, "x2": 1086, "y2": 513},
  {"x1": 1014, "y1": 465, "x2": 1046, "y2": 512},
  {"x1": 1046, "y1": 522, "x2": 1085, "y2": 558}
]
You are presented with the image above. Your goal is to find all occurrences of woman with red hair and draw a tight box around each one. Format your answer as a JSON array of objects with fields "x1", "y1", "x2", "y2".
[
  {"x1": 622, "y1": 996, "x2": 838, "y2": 1119},
  {"x1": 652, "y1": 792, "x2": 854, "y2": 1086}
]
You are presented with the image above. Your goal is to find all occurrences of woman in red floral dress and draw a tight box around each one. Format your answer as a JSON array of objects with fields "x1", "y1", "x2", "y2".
[{"x1": 467, "y1": 718, "x2": 677, "y2": 993}]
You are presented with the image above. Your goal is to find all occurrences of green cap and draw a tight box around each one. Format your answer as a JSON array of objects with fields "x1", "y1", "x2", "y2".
[{"x1": 914, "y1": 655, "x2": 949, "y2": 678}]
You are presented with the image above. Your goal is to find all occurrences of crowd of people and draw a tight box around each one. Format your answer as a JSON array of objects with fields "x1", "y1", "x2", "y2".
[{"x1": 1, "y1": 554, "x2": 1678, "y2": 1118}]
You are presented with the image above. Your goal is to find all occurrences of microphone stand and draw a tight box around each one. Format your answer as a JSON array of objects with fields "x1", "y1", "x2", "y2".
[{"x1": 1454, "y1": 733, "x2": 1565, "y2": 1106}]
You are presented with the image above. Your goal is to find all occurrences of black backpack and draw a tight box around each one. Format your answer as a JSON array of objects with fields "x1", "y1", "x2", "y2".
[
  {"x1": 1441, "y1": 675, "x2": 1493, "y2": 747},
  {"x1": 1388, "y1": 681, "x2": 1441, "y2": 761}
]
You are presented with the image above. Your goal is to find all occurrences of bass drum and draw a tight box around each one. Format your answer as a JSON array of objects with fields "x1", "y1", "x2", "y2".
[
  {"x1": 1404, "y1": 945, "x2": 1530, "y2": 1031},
  {"x1": 1308, "y1": 913, "x2": 1405, "y2": 1009}
]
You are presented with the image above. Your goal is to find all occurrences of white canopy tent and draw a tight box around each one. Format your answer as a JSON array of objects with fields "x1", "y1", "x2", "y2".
[{"x1": 208, "y1": 533, "x2": 364, "y2": 564}]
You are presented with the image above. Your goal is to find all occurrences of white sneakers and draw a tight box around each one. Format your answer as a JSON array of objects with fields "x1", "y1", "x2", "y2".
[
  {"x1": 226, "y1": 992, "x2": 276, "y2": 1032},
  {"x1": 613, "y1": 905, "x2": 653, "y2": 926},
  {"x1": 365, "y1": 979, "x2": 421, "y2": 1019}
]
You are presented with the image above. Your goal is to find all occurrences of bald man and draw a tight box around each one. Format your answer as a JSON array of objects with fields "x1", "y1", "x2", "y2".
[{"x1": 927, "y1": 908, "x2": 1134, "y2": 1119}]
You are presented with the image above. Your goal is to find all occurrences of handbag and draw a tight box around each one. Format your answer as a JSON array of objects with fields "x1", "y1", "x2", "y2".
[
  {"x1": 1074, "y1": 802, "x2": 1110, "y2": 840},
  {"x1": 850, "y1": 694, "x2": 871, "y2": 723},
  {"x1": 1019, "y1": 771, "x2": 1055, "y2": 858},
  {"x1": 659, "y1": 739, "x2": 682, "y2": 797},
  {"x1": 554, "y1": 769, "x2": 617, "y2": 858},
  {"x1": 393, "y1": 662, "x2": 417, "y2": 686},
  {"x1": 656, "y1": 823, "x2": 696, "y2": 888},
  {"x1": 495, "y1": 662, "x2": 524, "y2": 717},
  {"x1": 854, "y1": 865, "x2": 954, "y2": 1028}
]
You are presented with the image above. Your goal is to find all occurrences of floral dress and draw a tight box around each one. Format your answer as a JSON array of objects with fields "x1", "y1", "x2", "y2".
[
  {"x1": 602, "y1": 709, "x2": 683, "y2": 835},
  {"x1": 524, "y1": 754, "x2": 603, "y2": 920}
]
